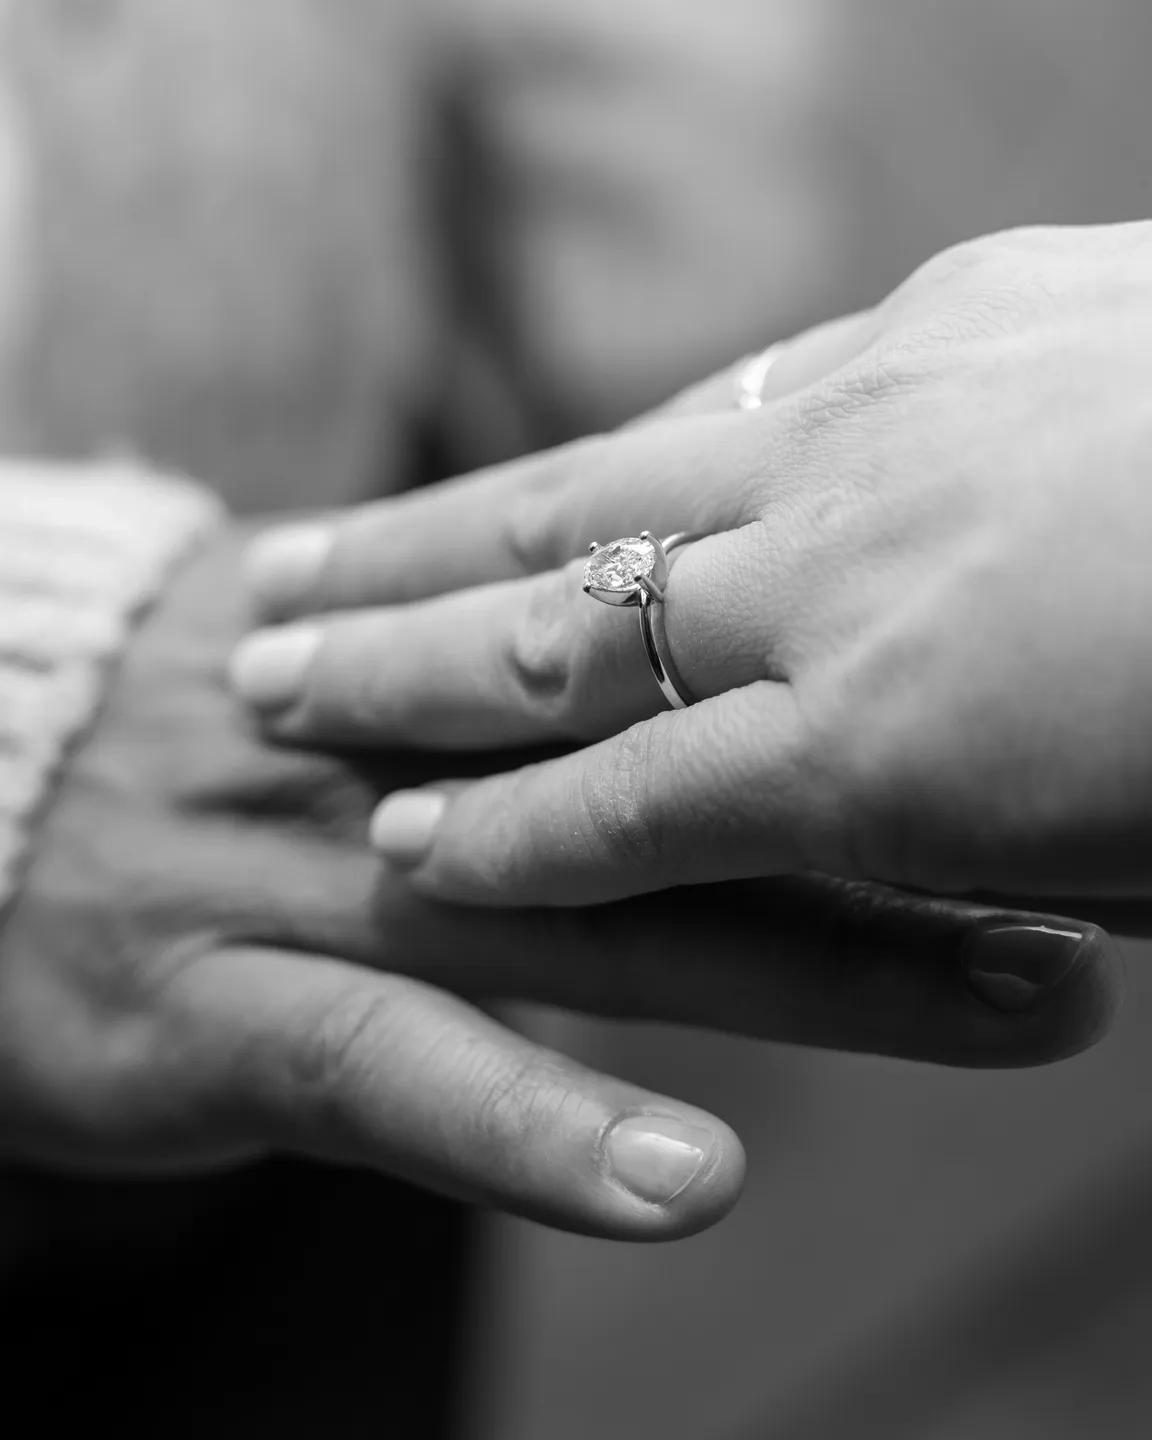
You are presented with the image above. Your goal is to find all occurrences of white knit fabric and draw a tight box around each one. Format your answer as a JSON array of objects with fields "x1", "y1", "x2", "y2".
[{"x1": 0, "y1": 457, "x2": 224, "y2": 906}]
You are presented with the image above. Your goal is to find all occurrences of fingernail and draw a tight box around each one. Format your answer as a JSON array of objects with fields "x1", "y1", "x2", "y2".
[
  {"x1": 228, "y1": 626, "x2": 320, "y2": 713},
  {"x1": 962, "y1": 923, "x2": 1088, "y2": 1014},
  {"x1": 603, "y1": 1115, "x2": 713, "y2": 1206},
  {"x1": 370, "y1": 790, "x2": 448, "y2": 869},
  {"x1": 244, "y1": 523, "x2": 333, "y2": 610}
]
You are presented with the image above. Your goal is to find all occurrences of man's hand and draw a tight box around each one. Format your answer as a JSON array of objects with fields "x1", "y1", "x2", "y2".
[{"x1": 0, "y1": 524, "x2": 1121, "y2": 1242}]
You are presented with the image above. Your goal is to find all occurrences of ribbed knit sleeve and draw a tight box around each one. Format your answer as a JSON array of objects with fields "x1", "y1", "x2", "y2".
[{"x1": 0, "y1": 457, "x2": 224, "y2": 913}]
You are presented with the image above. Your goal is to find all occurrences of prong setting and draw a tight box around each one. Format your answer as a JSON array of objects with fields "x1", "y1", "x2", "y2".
[
  {"x1": 578, "y1": 529, "x2": 701, "y2": 710},
  {"x1": 584, "y1": 583, "x2": 640, "y2": 607},
  {"x1": 582, "y1": 534, "x2": 662, "y2": 605}
]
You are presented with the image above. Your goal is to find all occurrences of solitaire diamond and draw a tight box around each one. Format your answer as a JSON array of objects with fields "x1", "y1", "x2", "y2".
[{"x1": 583, "y1": 536, "x2": 656, "y2": 593}]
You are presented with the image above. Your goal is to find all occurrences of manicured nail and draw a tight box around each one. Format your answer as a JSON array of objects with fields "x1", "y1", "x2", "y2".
[
  {"x1": 228, "y1": 626, "x2": 320, "y2": 713},
  {"x1": 603, "y1": 1115, "x2": 713, "y2": 1205},
  {"x1": 370, "y1": 790, "x2": 449, "y2": 869},
  {"x1": 962, "y1": 923, "x2": 1087, "y2": 1014},
  {"x1": 244, "y1": 523, "x2": 333, "y2": 610}
]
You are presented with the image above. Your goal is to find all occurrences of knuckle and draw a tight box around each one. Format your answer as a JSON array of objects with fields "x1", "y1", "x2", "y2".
[
  {"x1": 333, "y1": 651, "x2": 396, "y2": 735},
  {"x1": 470, "y1": 1049, "x2": 586, "y2": 1159},
  {"x1": 289, "y1": 984, "x2": 399, "y2": 1122},
  {"x1": 904, "y1": 232, "x2": 1013, "y2": 296},
  {"x1": 889, "y1": 229, "x2": 1067, "y2": 342},
  {"x1": 504, "y1": 489, "x2": 564, "y2": 577},
  {"x1": 300, "y1": 625, "x2": 394, "y2": 737},
  {"x1": 578, "y1": 720, "x2": 668, "y2": 875},
  {"x1": 802, "y1": 355, "x2": 915, "y2": 429},
  {"x1": 502, "y1": 569, "x2": 582, "y2": 730},
  {"x1": 502, "y1": 436, "x2": 604, "y2": 576}
]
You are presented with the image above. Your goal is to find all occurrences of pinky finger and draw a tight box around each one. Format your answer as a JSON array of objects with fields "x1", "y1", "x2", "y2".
[{"x1": 636, "y1": 310, "x2": 880, "y2": 423}]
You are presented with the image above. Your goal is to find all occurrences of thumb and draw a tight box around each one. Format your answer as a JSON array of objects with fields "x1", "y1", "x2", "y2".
[{"x1": 164, "y1": 945, "x2": 746, "y2": 1241}]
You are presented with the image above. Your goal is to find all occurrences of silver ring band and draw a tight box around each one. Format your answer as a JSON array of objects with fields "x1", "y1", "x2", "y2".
[
  {"x1": 637, "y1": 532, "x2": 696, "y2": 709},
  {"x1": 735, "y1": 342, "x2": 784, "y2": 410},
  {"x1": 582, "y1": 531, "x2": 700, "y2": 710}
]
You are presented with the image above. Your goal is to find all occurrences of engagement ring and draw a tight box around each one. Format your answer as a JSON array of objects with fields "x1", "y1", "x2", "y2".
[{"x1": 582, "y1": 532, "x2": 699, "y2": 710}]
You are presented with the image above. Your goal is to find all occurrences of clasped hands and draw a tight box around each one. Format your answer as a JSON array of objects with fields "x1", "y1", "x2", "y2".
[{"x1": 6, "y1": 222, "x2": 1144, "y2": 1241}]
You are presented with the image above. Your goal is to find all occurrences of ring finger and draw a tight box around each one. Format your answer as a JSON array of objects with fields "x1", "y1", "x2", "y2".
[{"x1": 230, "y1": 528, "x2": 772, "y2": 748}]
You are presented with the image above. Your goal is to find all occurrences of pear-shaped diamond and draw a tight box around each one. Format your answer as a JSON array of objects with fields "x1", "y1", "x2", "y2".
[{"x1": 583, "y1": 537, "x2": 656, "y2": 593}]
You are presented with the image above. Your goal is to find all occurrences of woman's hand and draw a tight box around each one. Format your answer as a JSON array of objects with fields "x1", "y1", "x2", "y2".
[{"x1": 234, "y1": 221, "x2": 1152, "y2": 912}]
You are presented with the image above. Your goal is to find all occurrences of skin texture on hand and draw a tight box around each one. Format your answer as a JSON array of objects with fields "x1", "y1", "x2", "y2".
[
  {"x1": 235, "y1": 221, "x2": 1152, "y2": 914},
  {"x1": 0, "y1": 521, "x2": 1125, "y2": 1243}
]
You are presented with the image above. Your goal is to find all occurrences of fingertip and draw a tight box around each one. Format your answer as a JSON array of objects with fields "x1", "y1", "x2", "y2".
[
  {"x1": 244, "y1": 522, "x2": 334, "y2": 617},
  {"x1": 369, "y1": 789, "x2": 449, "y2": 869},
  {"x1": 1039, "y1": 920, "x2": 1126, "y2": 1059},
  {"x1": 595, "y1": 1109, "x2": 747, "y2": 1242},
  {"x1": 229, "y1": 624, "x2": 320, "y2": 714},
  {"x1": 960, "y1": 915, "x2": 1126, "y2": 1067}
]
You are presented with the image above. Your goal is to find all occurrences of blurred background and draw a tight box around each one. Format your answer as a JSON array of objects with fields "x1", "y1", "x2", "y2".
[{"x1": 5, "y1": 1, "x2": 1152, "y2": 1435}]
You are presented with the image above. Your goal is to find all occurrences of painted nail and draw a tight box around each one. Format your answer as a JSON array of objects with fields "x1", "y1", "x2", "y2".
[
  {"x1": 370, "y1": 790, "x2": 449, "y2": 869},
  {"x1": 228, "y1": 626, "x2": 320, "y2": 713},
  {"x1": 962, "y1": 923, "x2": 1087, "y2": 1014},
  {"x1": 603, "y1": 1115, "x2": 713, "y2": 1205},
  {"x1": 244, "y1": 523, "x2": 333, "y2": 610}
]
